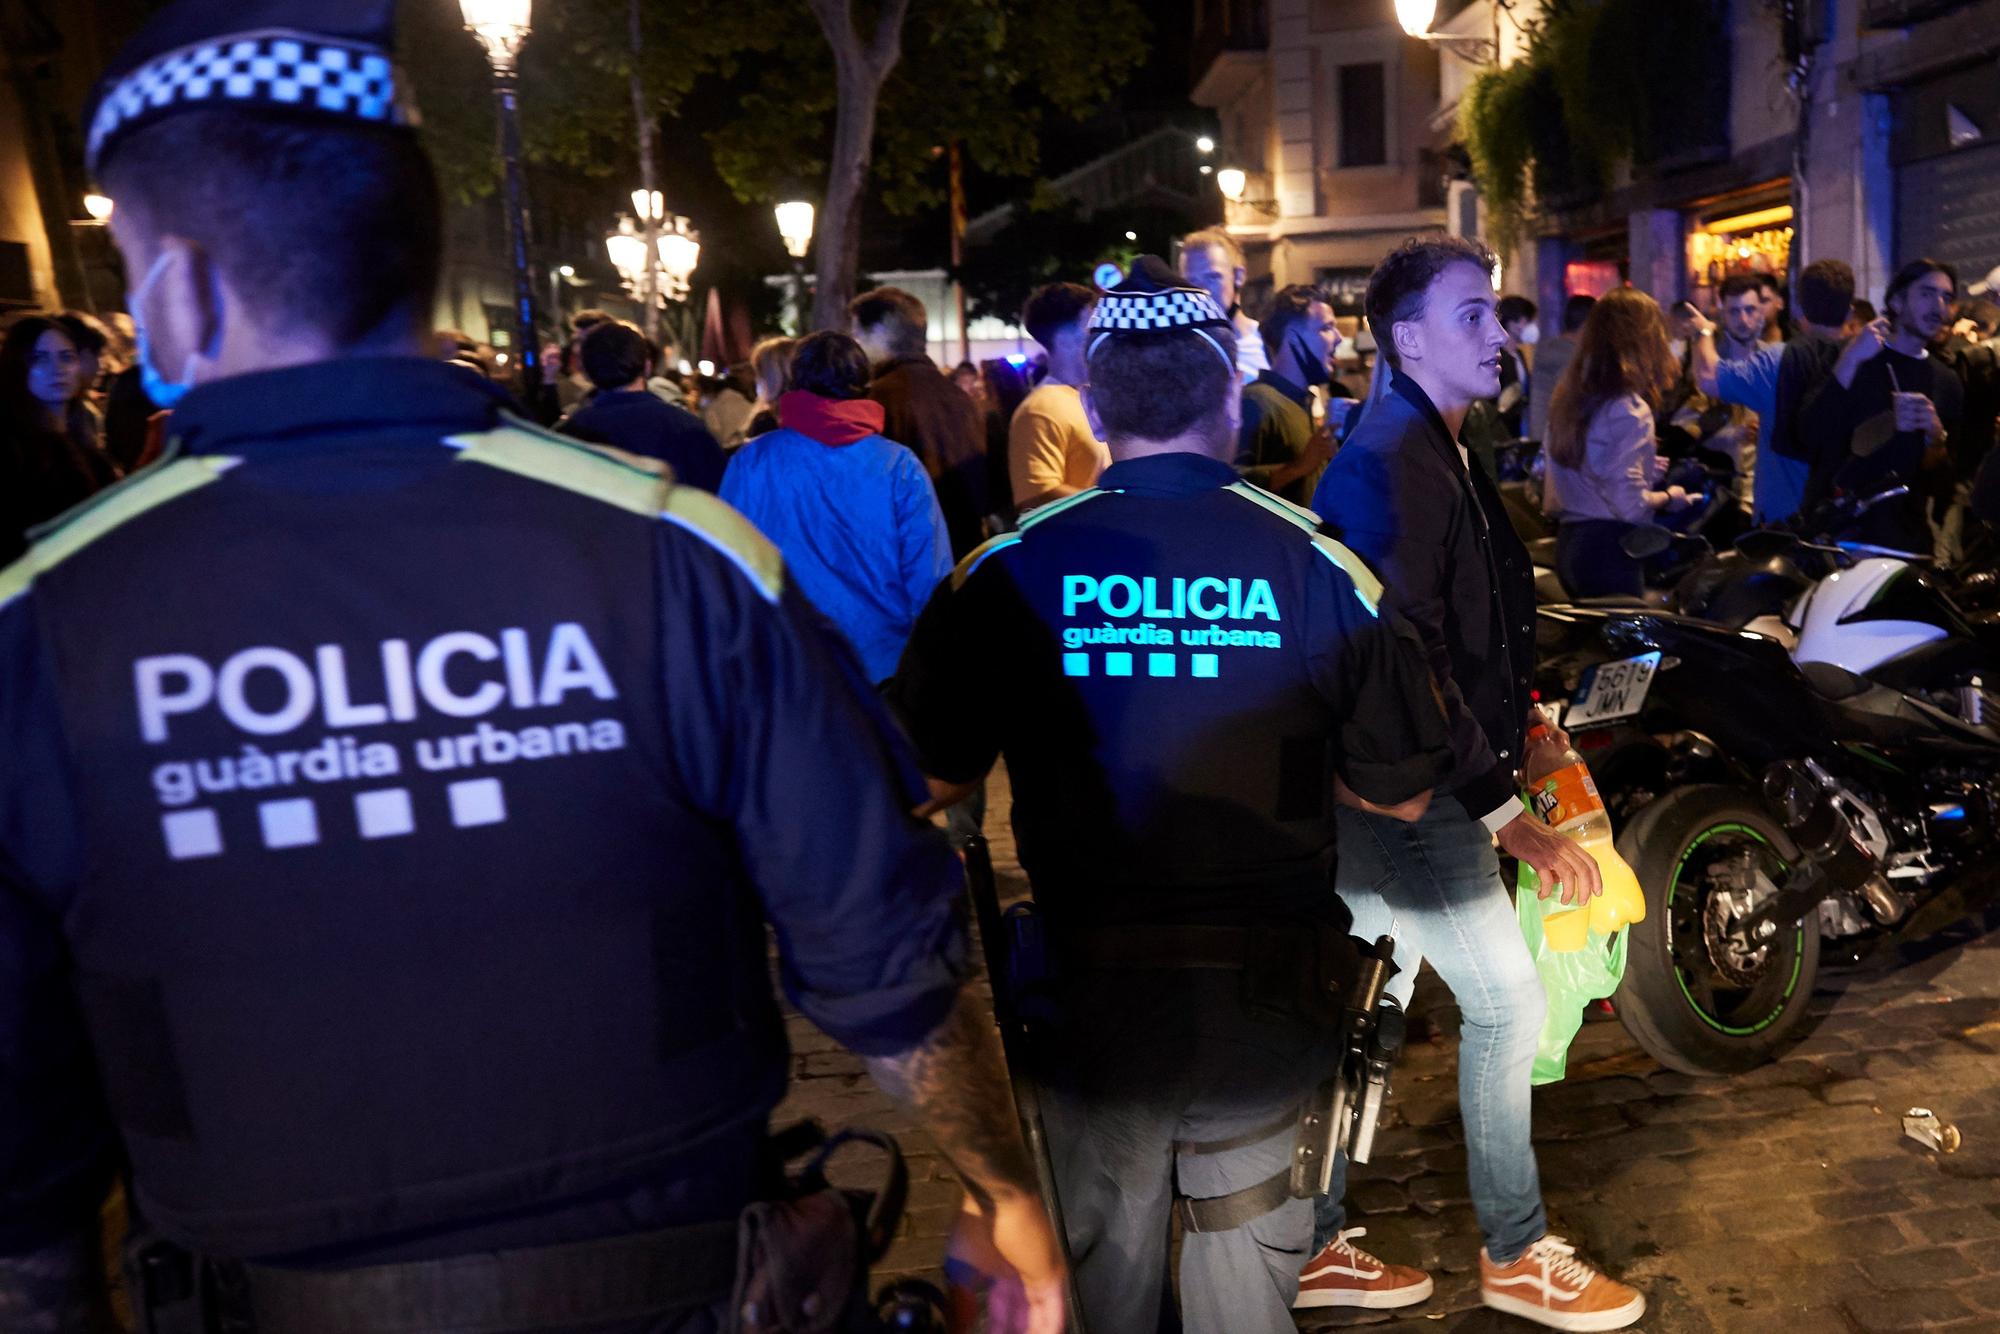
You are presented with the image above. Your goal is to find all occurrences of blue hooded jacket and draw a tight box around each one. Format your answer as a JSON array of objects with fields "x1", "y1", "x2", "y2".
[{"x1": 722, "y1": 406, "x2": 953, "y2": 683}]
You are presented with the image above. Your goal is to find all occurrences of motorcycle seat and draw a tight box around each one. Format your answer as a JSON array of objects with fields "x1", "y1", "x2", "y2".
[
  {"x1": 1800, "y1": 660, "x2": 1870, "y2": 700},
  {"x1": 1572, "y1": 591, "x2": 1674, "y2": 611}
]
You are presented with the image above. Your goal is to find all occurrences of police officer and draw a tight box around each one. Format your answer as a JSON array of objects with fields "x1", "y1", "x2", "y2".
[
  {"x1": 891, "y1": 258, "x2": 1454, "y2": 1334},
  {"x1": 0, "y1": 4, "x2": 1062, "y2": 1330}
]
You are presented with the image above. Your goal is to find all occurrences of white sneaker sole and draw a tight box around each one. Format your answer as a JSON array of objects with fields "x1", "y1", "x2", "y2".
[
  {"x1": 1481, "y1": 1287, "x2": 1646, "y2": 1331},
  {"x1": 1292, "y1": 1274, "x2": 1434, "y2": 1309}
]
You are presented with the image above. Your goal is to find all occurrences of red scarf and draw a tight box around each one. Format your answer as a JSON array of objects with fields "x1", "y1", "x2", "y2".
[{"x1": 777, "y1": 390, "x2": 884, "y2": 446}]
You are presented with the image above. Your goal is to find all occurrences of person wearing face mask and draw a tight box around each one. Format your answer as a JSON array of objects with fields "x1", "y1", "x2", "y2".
[
  {"x1": 1178, "y1": 228, "x2": 1270, "y2": 382},
  {"x1": 1494, "y1": 295, "x2": 1538, "y2": 440},
  {"x1": 0, "y1": 314, "x2": 120, "y2": 563},
  {"x1": 1236, "y1": 284, "x2": 1340, "y2": 505},
  {"x1": 1307, "y1": 237, "x2": 1645, "y2": 1329}
]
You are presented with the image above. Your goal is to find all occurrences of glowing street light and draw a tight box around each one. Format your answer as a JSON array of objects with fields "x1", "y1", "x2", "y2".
[
  {"x1": 656, "y1": 224, "x2": 701, "y2": 298},
  {"x1": 82, "y1": 193, "x2": 114, "y2": 222},
  {"x1": 459, "y1": 0, "x2": 540, "y2": 396},
  {"x1": 1216, "y1": 167, "x2": 1247, "y2": 203},
  {"x1": 1395, "y1": 0, "x2": 1437, "y2": 36},
  {"x1": 774, "y1": 199, "x2": 815, "y2": 333},
  {"x1": 1394, "y1": 0, "x2": 1497, "y2": 62},
  {"x1": 632, "y1": 189, "x2": 665, "y2": 225},
  {"x1": 774, "y1": 200, "x2": 816, "y2": 260},
  {"x1": 1195, "y1": 135, "x2": 1215, "y2": 154}
]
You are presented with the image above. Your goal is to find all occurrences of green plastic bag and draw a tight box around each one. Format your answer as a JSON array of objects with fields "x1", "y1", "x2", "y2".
[{"x1": 1515, "y1": 860, "x2": 1630, "y2": 1085}]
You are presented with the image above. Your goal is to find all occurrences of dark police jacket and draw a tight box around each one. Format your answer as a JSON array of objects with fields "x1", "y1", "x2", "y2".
[
  {"x1": 1312, "y1": 373, "x2": 1537, "y2": 823},
  {"x1": 0, "y1": 357, "x2": 966, "y2": 1264},
  {"x1": 892, "y1": 451, "x2": 1452, "y2": 931}
]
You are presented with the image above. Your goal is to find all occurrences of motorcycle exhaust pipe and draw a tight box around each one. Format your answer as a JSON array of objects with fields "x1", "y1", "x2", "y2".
[{"x1": 1859, "y1": 874, "x2": 1908, "y2": 925}]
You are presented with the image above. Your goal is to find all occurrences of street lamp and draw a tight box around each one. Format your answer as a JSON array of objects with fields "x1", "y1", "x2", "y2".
[
  {"x1": 459, "y1": 0, "x2": 542, "y2": 402},
  {"x1": 1395, "y1": 0, "x2": 1501, "y2": 62},
  {"x1": 607, "y1": 215, "x2": 700, "y2": 304},
  {"x1": 1216, "y1": 168, "x2": 1247, "y2": 203},
  {"x1": 82, "y1": 193, "x2": 113, "y2": 222},
  {"x1": 775, "y1": 200, "x2": 814, "y2": 332},
  {"x1": 656, "y1": 222, "x2": 700, "y2": 300},
  {"x1": 1195, "y1": 135, "x2": 1215, "y2": 155}
]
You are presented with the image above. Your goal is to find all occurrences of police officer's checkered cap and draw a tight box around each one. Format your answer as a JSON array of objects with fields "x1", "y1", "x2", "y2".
[
  {"x1": 1087, "y1": 255, "x2": 1234, "y2": 371},
  {"x1": 85, "y1": 1, "x2": 414, "y2": 176},
  {"x1": 1089, "y1": 288, "x2": 1229, "y2": 333}
]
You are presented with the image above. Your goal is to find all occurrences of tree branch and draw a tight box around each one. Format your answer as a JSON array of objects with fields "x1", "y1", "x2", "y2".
[{"x1": 866, "y1": 0, "x2": 915, "y2": 75}]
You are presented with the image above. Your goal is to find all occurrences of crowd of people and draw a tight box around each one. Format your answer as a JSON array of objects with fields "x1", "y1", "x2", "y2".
[
  {"x1": 10, "y1": 5, "x2": 2000, "y2": 1334},
  {"x1": 1523, "y1": 255, "x2": 2000, "y2": 597}
]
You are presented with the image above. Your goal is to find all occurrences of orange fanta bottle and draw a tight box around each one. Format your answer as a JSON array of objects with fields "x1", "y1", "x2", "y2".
[{"x1": 1522, "y1": 717, "x2": 1646, "y2": 951}]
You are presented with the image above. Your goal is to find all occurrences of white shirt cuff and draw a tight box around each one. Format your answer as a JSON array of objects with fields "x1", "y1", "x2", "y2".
[{"x1": 1478, "y1": 795, "x2": 1524, "y2": 837}]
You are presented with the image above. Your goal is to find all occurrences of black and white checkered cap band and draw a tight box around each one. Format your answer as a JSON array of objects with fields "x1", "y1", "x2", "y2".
[
  {"x1": 1087, "y1": 288, "x2": 1229, "y2": 333},
  {"x1": 88, "y1": 30, "x2": 413, "y2": 173},
  {"x1": 1087, "y1": 287, "x2": 1234, "y2": 370}
]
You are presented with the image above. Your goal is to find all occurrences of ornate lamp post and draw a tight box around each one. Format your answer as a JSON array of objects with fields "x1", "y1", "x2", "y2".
[
  {"x1": 775, "y1": 200, "x2": 815, "y2": 334},
  {"x1": 608, "y1": 208, "x2": 700, "y2": 356},
  {"x1": 459, "y1": 0, "x2": 542, "y2": 402}
]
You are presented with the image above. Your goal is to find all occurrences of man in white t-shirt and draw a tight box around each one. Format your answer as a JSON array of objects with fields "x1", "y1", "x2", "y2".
[
  {"x1": 1178, "y1": 227, "x2": 1270, "y2": 382},
  {"x1": 1009, "y1": 282, "x2": 1111, "y2": 512}
]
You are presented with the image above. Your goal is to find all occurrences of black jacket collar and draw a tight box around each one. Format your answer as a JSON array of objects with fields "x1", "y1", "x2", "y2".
[
  {"x1": 168, "y1": 357, "x2": 517, "y2": 455},
  {"x1": 1099, "y1": 450, "x2": 1238, "y2": 495}
]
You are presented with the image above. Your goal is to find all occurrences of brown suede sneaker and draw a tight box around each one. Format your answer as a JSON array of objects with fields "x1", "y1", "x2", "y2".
[
  {"x1": 1291, "y1": 1227, "x2": 1435, "y2": 1310},
  {"x1": 1480, "y1": 1234, "x2": 1645, "y2": 1330}
]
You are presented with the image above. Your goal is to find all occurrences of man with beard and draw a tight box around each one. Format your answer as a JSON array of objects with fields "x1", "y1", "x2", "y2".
[{"x1": 1799, "y1": 258, "x2": 1963, "y2": 552}]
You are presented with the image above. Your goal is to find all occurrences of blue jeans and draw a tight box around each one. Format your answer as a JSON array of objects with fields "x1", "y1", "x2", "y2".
[{"x1": 1312, "y1": 797, "x2": 1548, "y2": 1265}]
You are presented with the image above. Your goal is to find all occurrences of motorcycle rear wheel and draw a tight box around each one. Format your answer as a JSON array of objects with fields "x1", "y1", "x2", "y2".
[{"x1": 1614, "y1": 785, "x2": 1820, "y2": 1076}]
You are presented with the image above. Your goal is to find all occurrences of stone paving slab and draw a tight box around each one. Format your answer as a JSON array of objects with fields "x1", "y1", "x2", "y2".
[{"x1": 775, "y1": 770, "x2": 2000, "y2": 1331}]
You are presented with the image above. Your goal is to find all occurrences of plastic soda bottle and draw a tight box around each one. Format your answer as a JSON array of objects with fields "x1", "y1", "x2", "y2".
[{"x1": 1522, "y1": 716, "x2": 1646, "y2": 951}]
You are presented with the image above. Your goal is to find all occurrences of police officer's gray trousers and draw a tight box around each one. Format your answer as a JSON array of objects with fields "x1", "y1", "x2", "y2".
[{"x1": 1038, "y1": 968, "x2": 1334, "y2": 1334}]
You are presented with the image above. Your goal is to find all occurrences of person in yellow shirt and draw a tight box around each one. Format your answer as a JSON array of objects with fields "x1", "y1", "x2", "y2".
[{"x1": 1009, "y1": 282, "x2": 1112, "y2": 513}]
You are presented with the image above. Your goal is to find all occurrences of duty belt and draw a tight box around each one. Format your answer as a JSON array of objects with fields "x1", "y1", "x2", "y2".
[{"x1": 230, "y1": 1219, "x2": 738, "y2": 1333}]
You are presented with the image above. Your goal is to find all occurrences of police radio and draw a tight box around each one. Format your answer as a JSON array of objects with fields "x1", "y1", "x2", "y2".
[{"x1": 1290, "y1": 935, "x2": 1404, "y2": 1198}]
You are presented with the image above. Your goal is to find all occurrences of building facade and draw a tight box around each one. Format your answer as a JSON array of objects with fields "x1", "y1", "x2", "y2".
[
  {"x1": 1198, "y1": 0, "x2": 2000, "y2": 335},
  {"x1": 1192, "y1": 0, "x2": 1451, "y2": 316}
]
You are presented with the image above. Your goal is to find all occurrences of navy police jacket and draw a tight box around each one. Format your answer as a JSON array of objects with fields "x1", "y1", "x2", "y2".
[
  {"x1": 892, "y1": 451, "x2": 1453, "y2": 931},
  {"x1": 0, "y1": 357, "x2": 967, "y2": 1263}
]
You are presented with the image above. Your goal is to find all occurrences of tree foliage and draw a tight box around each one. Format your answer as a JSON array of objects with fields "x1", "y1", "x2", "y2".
[
  {"x1": 1458, "y1": 0, "x2": 1736, "y2": 253},
  {"x1": 405, "y1": 0, "x2": 1147, "y2": 219}
]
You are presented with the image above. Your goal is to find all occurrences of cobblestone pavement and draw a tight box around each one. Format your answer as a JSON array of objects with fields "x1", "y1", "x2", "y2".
[{"x1": 776, "y1": 770, "x2": 2000, "y2": 1332}]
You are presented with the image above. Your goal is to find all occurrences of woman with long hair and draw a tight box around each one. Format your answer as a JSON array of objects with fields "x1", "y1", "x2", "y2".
[
  {"x1": 1541, "y1": 288, "x2": 1695, "y2": 597},
  {"x1": 1, "y1": 314, "x2": 121, "y2": 563}
]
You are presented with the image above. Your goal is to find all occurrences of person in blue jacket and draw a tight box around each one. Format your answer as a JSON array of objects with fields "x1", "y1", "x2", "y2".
[
  {"x1": 0, "y1": 3, "x2": 1064, "y2": 1330},
  {"x1": 722, "y1": 330, "x2": 954, "y2": 684}
]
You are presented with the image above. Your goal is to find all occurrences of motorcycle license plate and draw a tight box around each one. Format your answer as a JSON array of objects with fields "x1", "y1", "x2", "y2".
[{"x1": 1563, "y1": 652, "x2": 1662, "y2": 729}]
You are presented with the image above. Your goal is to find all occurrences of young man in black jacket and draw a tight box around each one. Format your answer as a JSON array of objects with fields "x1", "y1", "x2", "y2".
[{"x1": 1306, "y1": 236, "x2": 1646, "y2": 1330}]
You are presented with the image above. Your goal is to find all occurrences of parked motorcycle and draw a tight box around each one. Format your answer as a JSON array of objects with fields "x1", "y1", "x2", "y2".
[{"x1": 1535, "y1": 514, "x2": 2000, "y2": 1074}]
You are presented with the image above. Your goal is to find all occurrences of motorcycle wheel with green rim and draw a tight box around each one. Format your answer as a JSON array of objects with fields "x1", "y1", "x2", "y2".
[{"x1": 1613, "y1": 785, "x2": 1820, "y2": 1076}]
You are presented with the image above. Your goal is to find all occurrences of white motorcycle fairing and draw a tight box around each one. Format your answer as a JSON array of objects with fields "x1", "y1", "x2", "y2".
[{"x1": 1790, "y1": 558, "x2": 1950, "y2": 678}]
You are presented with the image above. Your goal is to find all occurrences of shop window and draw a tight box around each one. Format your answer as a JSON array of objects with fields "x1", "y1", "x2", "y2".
[{"x1": 1338, "y1": 63, "x2": 1387, "y2": 169}]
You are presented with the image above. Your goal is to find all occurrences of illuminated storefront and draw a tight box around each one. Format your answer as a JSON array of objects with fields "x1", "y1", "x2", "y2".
[{"x1": 1687, "y1": 195, "x2": 1794, "y2": 307}]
